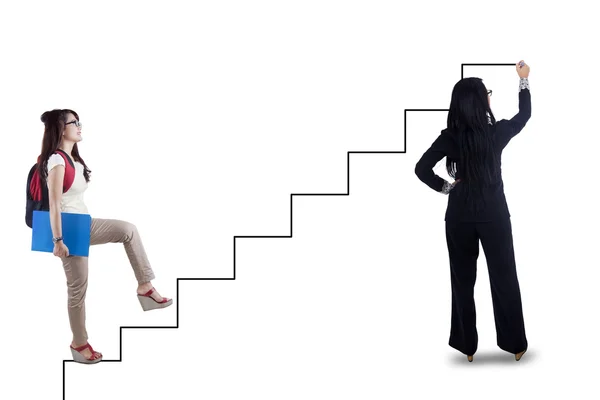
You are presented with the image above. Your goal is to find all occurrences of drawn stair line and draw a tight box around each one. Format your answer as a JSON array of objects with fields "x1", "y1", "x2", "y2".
[{"x1": 62, "y1": 62, "x2": 511, "y2": 400}]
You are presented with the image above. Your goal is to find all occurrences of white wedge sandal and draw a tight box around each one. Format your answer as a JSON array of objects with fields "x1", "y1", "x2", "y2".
[
  {"x1": 70, "y1": 342, "x2": 103, "y2": 364},
  {"x1": 137, "y1": 288, "x2": 173, "y2": 311}
]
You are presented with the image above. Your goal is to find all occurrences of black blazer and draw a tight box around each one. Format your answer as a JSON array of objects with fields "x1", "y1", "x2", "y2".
[{"x1": 415, "y1": 82, "x2": 531, "y2": 222}]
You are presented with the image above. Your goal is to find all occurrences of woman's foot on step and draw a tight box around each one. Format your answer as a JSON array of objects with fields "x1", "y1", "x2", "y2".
[
  {"x1": 137, "y1": 283, "x2": 171, "y2": 303},
  {"x1": 71, "y1": 342, "x2": 102, "y2": 361}
]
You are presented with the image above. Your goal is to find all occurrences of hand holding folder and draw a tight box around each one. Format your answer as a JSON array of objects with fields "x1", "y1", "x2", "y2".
[{"x1": 31, "y1": 211, "x2": 92, "y2": 257}]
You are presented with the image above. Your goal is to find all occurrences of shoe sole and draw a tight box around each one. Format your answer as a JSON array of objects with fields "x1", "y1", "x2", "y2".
[
  {"x1": 138, "y1": 295, "x2": 173, "y2": 311},
  {"x1": 70, "y1": 347, "x2": 102, "y2": 364}
]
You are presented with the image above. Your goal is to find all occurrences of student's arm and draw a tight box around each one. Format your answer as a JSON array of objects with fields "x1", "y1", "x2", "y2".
[
  {"x1": 47, "y1": 157, "x2": 69, "y2": 257},
  {"x1": 415, "y1": 134, "x2": 457, "y2": 194}
]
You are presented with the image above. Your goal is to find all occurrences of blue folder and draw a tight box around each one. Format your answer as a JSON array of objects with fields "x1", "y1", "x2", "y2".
[{"x1": 31, "y1": 211, "x2": 92, "y2": 257}]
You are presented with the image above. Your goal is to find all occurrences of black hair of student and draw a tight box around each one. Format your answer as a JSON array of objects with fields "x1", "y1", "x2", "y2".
[
  {"x1": 445, "y1": 77, "x2": 499, "y2": 213},
  {"x1": 38, "y1": 109, "x2": 92, "y2": 183}
]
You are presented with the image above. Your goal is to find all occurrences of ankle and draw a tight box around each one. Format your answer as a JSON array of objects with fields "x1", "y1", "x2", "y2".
[{"x1": 137, "y1": 281, "x2": 153, "y2": 291}]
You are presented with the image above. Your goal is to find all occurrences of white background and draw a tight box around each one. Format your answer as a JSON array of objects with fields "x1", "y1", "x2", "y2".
[{"x1": 1, "y1": 0, "x2": 599, "y2": 399}]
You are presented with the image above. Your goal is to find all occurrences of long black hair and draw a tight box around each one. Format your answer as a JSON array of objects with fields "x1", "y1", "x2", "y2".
[
  {"x1": 445, "y1": 77, "x2": 499, "y2": 213},
  {"x1": 38, "y1": 109, "x2": 92, "y2": 184}
]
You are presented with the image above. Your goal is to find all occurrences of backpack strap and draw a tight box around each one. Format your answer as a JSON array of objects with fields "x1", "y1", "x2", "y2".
[
  {"x1": 28, "y1": 150, "x2": 77, "y2": 203},
  {"x1": 54, "y1": 149, "x2": 76, "y2": 192}
]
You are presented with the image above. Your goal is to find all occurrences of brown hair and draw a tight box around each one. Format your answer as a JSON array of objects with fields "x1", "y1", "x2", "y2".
[{"x1": 38, "y1": 109, "x2": 92, "y2": 183}]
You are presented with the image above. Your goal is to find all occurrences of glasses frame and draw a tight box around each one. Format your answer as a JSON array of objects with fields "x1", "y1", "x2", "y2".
[
  {"x1": 66, "y1": 120, "x2": 82, "y2": 128},
  {"x1": 487, "y1": 90, "x2": 493, "y2": 96}
]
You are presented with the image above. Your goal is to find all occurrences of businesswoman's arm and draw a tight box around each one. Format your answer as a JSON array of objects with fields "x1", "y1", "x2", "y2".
[
  {"x1": 415, "y1": 134, "x2": 459, "y2": 194},
  {"x1": 47, "y1": 160, "x2": 69, "y2": 257},
  {"x1": 503, "y1": 61, "x2": 532, "y2": 141}
]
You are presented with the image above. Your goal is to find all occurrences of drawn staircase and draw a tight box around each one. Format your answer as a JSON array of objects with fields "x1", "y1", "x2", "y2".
[{"x1": 62, "y1": 63, "x2": 514, "y2": 399}]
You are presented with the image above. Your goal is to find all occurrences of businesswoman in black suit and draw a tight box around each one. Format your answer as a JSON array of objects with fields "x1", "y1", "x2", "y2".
[{"x1": 415, "y1": 61, "x2": 531, "y2": 362}]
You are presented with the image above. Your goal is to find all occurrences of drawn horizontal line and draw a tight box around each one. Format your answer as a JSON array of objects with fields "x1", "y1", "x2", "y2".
[
  {"x1": 120, "y1": 326, "x2": 178, "y2": 329},
  {"x1": 177, "y1": 277, "x2": 235, "y2": 281},
  {"x1": 404, "y1": 108, "x2": 449, "y2": 111},
  {"x1": 235, "y1": 235, "x2": 292, "y2": 239},
  {"x1": 348, "y1": 151, "x2": 405, "y2": 154},
  {"x1": 462, "y1": 63, "x2": 515, "y2": 66},
  {"x1": 292, "y1": 193, "x2": 348, "y2": 196},
  {"x1": 461, "y1": 63, "x2": 516, "y2": 79}
]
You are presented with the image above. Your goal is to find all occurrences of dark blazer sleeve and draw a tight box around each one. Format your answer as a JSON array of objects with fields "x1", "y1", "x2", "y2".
[
  {"x1": 415, "y1": 133, "x2": 449, "y2": 192},
  {"x1": 499, "y1": 78, "x2": 531, "y2": 145}
]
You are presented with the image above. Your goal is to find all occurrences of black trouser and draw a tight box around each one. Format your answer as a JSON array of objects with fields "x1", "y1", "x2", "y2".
[{"x1": 445, "y1": 217, "x2": 528, "y2": 355}]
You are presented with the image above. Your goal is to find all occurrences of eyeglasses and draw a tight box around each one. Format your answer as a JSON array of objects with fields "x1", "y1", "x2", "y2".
[
  {"x1": 487, "y1": 90, "x2": 493, "y2": 96},
  {"x1": 66, "y1": 120, "x2": 83, "y2": 128}
]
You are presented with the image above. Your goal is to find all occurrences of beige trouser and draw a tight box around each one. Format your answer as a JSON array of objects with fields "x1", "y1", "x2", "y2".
[{"x1": 61, "y1": 218, "x2": 156, "y2": 344}]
